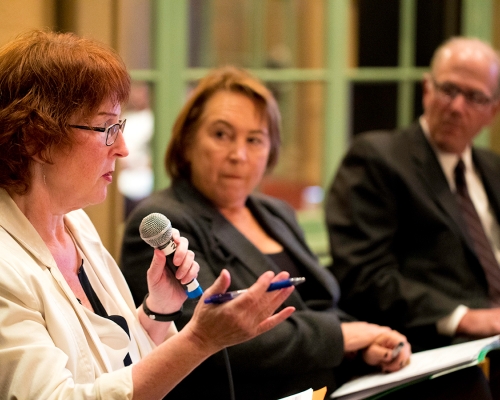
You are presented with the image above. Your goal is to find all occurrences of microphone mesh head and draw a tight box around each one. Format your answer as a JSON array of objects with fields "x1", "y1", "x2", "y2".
[{"x1": 139, "y1": 213, "x2": 172, "y2": 248}]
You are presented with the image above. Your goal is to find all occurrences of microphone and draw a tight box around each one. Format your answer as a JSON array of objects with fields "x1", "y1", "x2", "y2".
[{"x1": 139, "y1": 212, "x2": 203, "y2": 299}]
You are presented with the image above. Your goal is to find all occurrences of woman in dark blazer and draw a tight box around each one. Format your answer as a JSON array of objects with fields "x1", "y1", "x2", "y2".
[{"x1": 120, "y1": 66, "x2": 490, "y2": 400}]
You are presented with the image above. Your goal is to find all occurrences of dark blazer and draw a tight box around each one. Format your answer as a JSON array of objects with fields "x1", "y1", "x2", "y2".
[
  {"x1": 121, "y1": 179, "x2": 355, "y2": 400},
  {"x1": 325, "y1": 122, "x2": 500, "y2": 351}
]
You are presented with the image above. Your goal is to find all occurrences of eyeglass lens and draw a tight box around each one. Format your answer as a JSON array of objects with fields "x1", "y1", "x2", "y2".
[
  {"x1": 106, "y1": 120, "x2": 126, "y2": 146},
  {"x1": 434, "y1": 80, "x2": 492, "y2": 106}
]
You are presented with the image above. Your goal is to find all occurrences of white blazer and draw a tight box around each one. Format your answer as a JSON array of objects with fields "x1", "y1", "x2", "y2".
[{"x1": 0, "y1": 189, "x2": 175, "y2": 399}]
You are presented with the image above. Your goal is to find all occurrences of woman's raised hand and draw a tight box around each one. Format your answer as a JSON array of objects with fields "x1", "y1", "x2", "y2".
[{"x1": 184, "y1": 269, "x2": 296, "y2": 354}]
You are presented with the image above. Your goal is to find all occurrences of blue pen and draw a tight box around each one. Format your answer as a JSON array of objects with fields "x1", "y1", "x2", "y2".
[{"x1": 204, "y1": 277, "x2": 306, "y2": 304}]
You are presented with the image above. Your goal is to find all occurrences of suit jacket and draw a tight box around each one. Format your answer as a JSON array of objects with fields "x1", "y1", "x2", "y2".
[
  {"x1": 0, "y1": 189, "x2": 162, "y2": 399},
  {"x1": 121, "y1": 179, "x2": 356, "y2": 400},
  {"x1": 325, "y1": 122, "x2": 500, "y2": 351}
]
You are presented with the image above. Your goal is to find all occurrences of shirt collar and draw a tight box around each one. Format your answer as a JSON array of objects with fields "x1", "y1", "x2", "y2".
[
  {"x1": 419, "y1": 116, "x2": 473, "y2": 190},
  {"x1": 0, "y1": 188, "x2": 56, "y2": 268}
]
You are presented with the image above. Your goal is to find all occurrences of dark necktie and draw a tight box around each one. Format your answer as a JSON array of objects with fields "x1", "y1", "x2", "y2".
[{"x1": 454, "y1": 159, "x2": 500, "y2": 306}]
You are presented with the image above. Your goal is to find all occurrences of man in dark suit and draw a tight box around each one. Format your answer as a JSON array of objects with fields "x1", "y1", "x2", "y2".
[{"x1": 326, "y1": 36, "x2": 500, "y2": 353}]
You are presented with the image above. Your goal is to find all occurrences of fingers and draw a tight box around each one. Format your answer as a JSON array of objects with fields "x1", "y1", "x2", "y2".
[
  {"x1": 170, "y1": 228, "x2": 180, "y2": 241},
  {"x1": 341, "y1": 322, "x2": 392, "y2": 352},
  {"x1": 236, "y1": 272, "x2": 296, "y2": 333},
  {"x1": 381, "y1": 342, "x2": 411, "y2": 372},
  {"x1": 257, "y1": 306, "x2": 296, "y2": 333},
  {"x1": 363, "y1": 342, "x2": 393, "y2": 366},
  {"x1": 252, "y1": 270, "x2": 277, "y2": 291},
  {"x1": 170, "y1": 233, "x2": 200, "y2": 285},
  {"x1": 255, "y1": 284, "x2": 295, "y2": 318},
  {"x1": 175, "y1": 251, "x2": 199, "y2": 285},
  {"x1": 210, "y1": 270, "x2": 293, "y2": 324},
  {"x1": 271, "y1": 270, "x2": 290, "y2": 282},
  {"x1": 187, "y1": 270, "x2": 296, "y2": 353},
  {"x1": 171, "y1": 230, "x2": 188, "y2": 266},
  {"x1": 362, "y1": 331, "x2": 411, "y2": 372}
]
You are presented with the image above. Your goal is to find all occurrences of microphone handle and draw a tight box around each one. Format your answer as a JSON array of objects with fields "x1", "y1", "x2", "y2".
[{"x1": 158, "y1": 240, "x2": 203, "y2": 299}]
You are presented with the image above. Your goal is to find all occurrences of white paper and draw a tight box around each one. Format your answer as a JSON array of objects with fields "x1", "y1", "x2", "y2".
[
  {"x1": 278, "y1": 387, "x2": 313, "y2": 400},
  {"x1": 330, "y1": 335, "x2": 500, "y2": 400}
]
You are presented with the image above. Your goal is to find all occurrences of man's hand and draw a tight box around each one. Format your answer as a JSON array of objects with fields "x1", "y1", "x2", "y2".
[{"x1": 456, "y1": 308, "x2": 500, "y2": 337}]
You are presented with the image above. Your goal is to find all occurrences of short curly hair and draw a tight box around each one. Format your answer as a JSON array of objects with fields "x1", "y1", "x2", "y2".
[
  {"x1": 165, "y1": 66, "x2": 281, "y2": 180},
  {"x1": 0, "y1": 30, "x2": 130, "y2": 194}
]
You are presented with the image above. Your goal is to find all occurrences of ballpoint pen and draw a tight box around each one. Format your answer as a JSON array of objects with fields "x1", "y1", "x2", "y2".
[
  {"x1": 204, "y1": 277, "x2": 306, "y2": 304},
  {"x1": 391, "y1": 341, "x2": 405, "y2": 359}
]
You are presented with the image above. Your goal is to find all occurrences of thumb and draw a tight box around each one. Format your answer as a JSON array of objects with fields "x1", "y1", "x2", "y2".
[
  {"x1": 202, "y1": 269, "x2": 231, "y2": 298},
  {"x1": 147, "y1": 249, "x2": 167, "y2": 284}
]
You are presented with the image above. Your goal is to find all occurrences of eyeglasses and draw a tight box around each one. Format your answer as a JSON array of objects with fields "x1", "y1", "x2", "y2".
[
  {"x1": 69, "y1": 119, "x2": 126, "y2": 146},
  {"x1": 431, "y1": 77, "x2": 495, "y2": 108}
]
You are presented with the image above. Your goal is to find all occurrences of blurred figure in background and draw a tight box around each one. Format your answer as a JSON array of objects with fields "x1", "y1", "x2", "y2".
[{"x1": 326, "y1": 36, "x2": 500, "y2": 396}]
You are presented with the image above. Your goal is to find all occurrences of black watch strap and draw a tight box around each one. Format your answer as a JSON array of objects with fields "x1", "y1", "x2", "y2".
[{"x1": 142, "y1": 293, "x2": 183, "y2": 322}]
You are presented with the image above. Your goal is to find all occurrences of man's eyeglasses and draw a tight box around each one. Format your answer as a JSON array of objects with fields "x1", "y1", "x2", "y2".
[
  {"x1": 69, "y1": 119, "x2": 127, "y2": 146},
  {"x1": 431, "y1": 77, "x2": 495, "y2": 108}
]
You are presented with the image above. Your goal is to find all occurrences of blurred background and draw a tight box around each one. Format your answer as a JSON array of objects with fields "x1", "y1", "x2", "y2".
[{"x1": 2, "y1": 0, "x2": 500, "y2": 264}]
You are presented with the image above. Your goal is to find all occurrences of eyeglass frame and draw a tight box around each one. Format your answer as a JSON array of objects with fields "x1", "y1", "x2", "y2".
[
  {"x1": 69, "y1": 119, "x2": 127, "y2": 146},
  {"x1": 429, "y1": 76, "x2": 496, "y2": 108}
]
